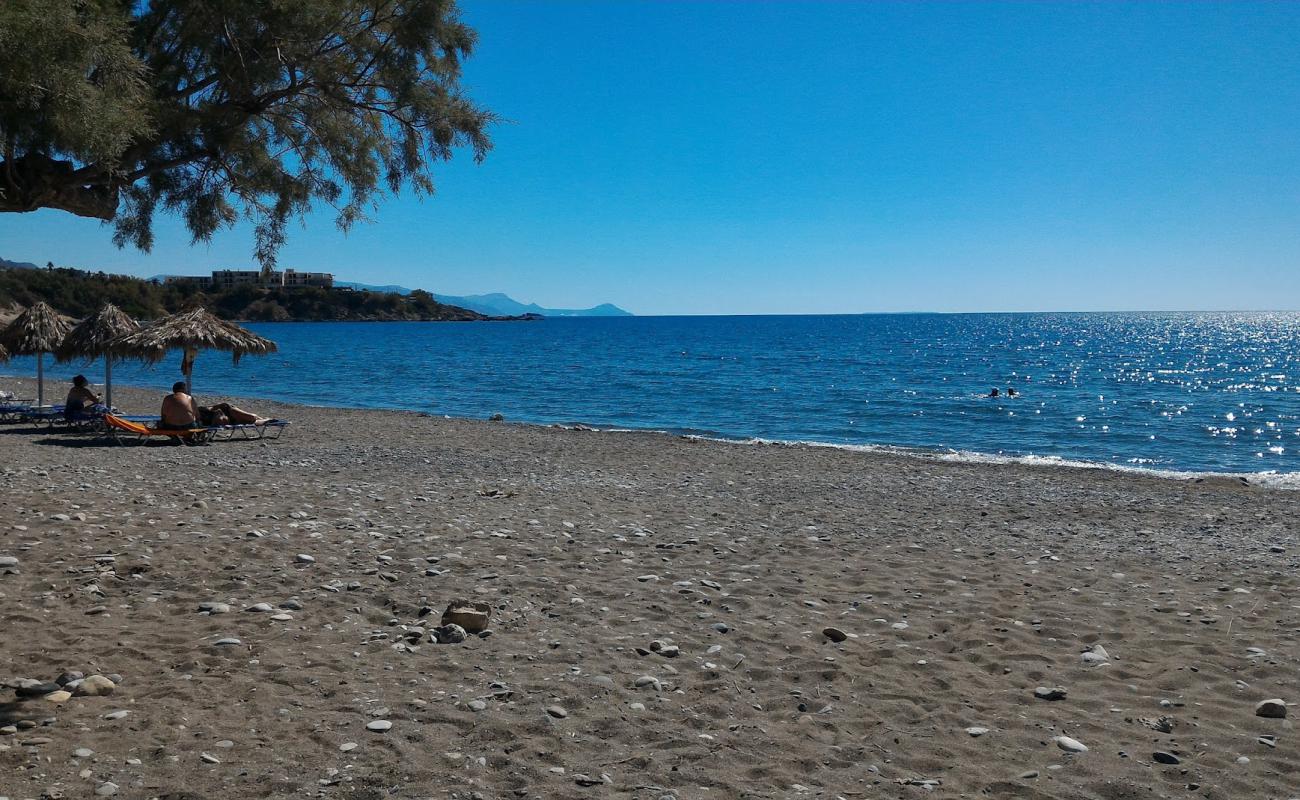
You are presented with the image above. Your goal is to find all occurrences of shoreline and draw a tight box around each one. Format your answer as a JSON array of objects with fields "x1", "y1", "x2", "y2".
[{"x1": 4, "y1": 370, "x2": 1294, "y2": 490}]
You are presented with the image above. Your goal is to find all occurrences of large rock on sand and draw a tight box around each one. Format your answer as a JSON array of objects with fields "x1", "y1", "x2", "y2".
[
  {"x1": 441, "y1": 599, "x2": 491, "y2": 634},
  {"x1": 72, "y1": 675, "x2": 116, "y2": 697}
]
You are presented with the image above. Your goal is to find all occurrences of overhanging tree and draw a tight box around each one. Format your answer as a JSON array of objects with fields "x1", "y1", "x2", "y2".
[{"x1": 0, "y1": 0, "x2": 493, "y2": 269}]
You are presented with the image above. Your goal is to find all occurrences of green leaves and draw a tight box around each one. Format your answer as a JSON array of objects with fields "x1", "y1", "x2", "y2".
[
  {"x1": 0, "y1": 0, "x2": 494, "y2": 269},
  {"x1": 0, "y1": 0, "x2": 151, "y2": 165}
]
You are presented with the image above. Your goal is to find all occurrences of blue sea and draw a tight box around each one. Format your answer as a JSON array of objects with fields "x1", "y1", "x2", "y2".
[{"x1": 7, "y1": 312, "x2": 1300, "y2": 481}]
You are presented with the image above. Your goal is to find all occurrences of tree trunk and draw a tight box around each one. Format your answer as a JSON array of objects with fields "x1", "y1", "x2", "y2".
[{"x1": 0, "y1": 154, "x2": 119, "y2": 220}]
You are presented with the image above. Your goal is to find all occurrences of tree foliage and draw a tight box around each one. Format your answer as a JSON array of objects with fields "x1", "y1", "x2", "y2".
[{"x1": 0, "y1": 0, "x2": 493, "y2": 268}]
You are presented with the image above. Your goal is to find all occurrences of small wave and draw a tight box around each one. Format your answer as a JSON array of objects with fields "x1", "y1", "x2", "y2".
[{"x1": 666, "y1": 432, "x2": 1300, "y2": 490}]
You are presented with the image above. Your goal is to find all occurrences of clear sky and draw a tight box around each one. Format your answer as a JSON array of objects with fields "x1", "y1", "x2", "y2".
[{"x1": 2, "y1": 1, "x2": 1298, "y2": 315}]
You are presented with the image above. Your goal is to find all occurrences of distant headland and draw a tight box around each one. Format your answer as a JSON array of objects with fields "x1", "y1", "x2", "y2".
[
  {"x1": 0, "y1": 257, "x2": 631, "y2": 322},
  {"x1": 334, "y1": 283, "x2": 633, "y2": 318}
]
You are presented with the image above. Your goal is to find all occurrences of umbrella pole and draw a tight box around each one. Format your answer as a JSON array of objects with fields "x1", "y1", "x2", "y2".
[
  {"x1": 105, "y1": 358, "x2": 113, "y2": 410},
  {"x1": 185, "y1": 347, "x2": 195, "y2": 395},
  {"x1": 37, "y1": 352, "x2": 44, "y2": 407}
]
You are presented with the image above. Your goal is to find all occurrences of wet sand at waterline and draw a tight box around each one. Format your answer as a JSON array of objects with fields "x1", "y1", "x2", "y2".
[{"x1": 1, "y1": 377, "x2": 1297, "y2": 800}]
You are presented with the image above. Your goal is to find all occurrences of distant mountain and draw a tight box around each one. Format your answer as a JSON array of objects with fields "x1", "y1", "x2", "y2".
[
  {"x1": 338, "y1": 283, "x2": 630, "y2": 316},
  {"x1": 334, "y1": 280, "x2": 413, "y2": 295},
  {"x1": 433, "y1": 292, "x2": 632, "y2": 318},
  {"x1": 0, "y1": 257, "x2": 40, "y2": 270}
]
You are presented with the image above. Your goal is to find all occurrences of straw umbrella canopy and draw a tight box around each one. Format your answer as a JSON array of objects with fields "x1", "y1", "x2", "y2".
[
  {"x1": 0, "y1": 302, "x2": 72, "y2": 406},
  {"x1": 56, "y1": 304, "x2": 140, "y2": 410},
  {"x1": 109, "y1": 307, "x2": 276, "y2": 395}
]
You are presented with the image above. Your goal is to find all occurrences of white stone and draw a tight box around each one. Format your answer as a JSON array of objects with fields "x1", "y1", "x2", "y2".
[{"x1": 1054, "y1": 736, "x2": 1088, "y2": 753}]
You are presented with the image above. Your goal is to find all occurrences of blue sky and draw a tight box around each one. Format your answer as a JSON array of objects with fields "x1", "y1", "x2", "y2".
[{"x1": 2, "y1": 1, "x2": 1298, "y2": 315}]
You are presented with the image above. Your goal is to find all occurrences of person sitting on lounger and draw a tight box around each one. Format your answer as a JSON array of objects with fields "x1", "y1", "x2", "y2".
[
  {"x1": 198, "y1": 402, "x2": 271, "y2": 426},
  {"x1": 64, "y1": 375, "x2": 102, "y2": 420},
  {"x1": 159, "y1": 381, "x2": 202, "y2": 430}
]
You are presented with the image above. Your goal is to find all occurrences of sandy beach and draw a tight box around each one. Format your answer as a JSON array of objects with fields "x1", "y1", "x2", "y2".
[{"x1": 1, "y1": 376, "x2": 1297, "y2": 800}]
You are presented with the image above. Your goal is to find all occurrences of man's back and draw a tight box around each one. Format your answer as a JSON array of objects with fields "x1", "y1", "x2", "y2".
[{"x1": 161, "y1": 390, "x2": 196, "y2": 426}]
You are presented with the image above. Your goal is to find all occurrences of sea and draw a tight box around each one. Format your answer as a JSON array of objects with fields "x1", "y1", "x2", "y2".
[{"x1": 6, "y1": 312, "x2": 1300, "y2": 483}]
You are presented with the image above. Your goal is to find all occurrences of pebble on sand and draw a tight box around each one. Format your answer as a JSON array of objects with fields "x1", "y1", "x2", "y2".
[
  {"x1": 545, "y1": 705, "x2": 568, "y2": 719},
  {"x1": 72, "y1": 675, "x2": 116, "y2": 697},
  {"x1": 1081, "y1": 644, "x2": 1110, "y2": 664},
  {"x1": 15, "y1": 680, "x2": 61, "y2": 698},
  {"x1": 822, "y1": 627, "x2": 848, "y2": 643},
  {"x1": 432, "y1": 623, "x2": 469, "y2": 643},
  {"x1": 1054, "y1": 736, "x2": 1088, "y2": 753},
  {"x1": 440, "y1": 600, "x2": 491, "y2": 634},
  {"x1": 1255, "y1": 699, "x2": 1288, "y2": 719},
  {"x1": 1034, "y1": 686, "x2": 1068, "y2": 701},
  {"x1": 366, "y1": 720, "x2": 392, "y2": 732}
]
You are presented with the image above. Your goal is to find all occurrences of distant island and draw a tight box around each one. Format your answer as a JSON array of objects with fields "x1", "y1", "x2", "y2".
[{"x1": 335, "y1": 283, "x2": 632, "y2": 317}]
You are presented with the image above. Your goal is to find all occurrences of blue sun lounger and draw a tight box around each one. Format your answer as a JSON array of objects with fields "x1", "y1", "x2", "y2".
[
  {"x1": 211, "y1": 420, "x2": 291, "y2": 440},
  {"x1": 0, "y1": 402, "x2": 33, "y2": 423}
]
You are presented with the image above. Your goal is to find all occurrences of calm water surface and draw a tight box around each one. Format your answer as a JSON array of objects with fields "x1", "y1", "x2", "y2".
[{"x1": 8, "y1": 312, "x2": 1300, "y2": 478}]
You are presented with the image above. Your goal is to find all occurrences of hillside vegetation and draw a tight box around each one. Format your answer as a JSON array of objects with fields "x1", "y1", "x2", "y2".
[{"x1": 0, "y1": 266, "x2": 493, "y2": 322}]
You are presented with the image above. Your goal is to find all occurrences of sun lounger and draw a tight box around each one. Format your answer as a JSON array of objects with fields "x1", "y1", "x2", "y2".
[
  {"x1": 9, "y1": 404, "x2": 64, "y2": 426},
  {"x1": 103, "y1": 413, "x2": 218, "y2": 445},
  {"x1": 0, "y1": 402, "x2": 33, "y2": 423},
  {"x1": 211, "y1": 420, "x2": 291, "y2": 440}
]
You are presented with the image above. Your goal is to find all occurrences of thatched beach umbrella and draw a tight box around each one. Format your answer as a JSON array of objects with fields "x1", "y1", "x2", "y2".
[
  {"x1": 0, "y1": 302, "x2": 72, "y2": 407},
  {"x1": 56, "y1": 304, "x2": 140, "y2": 410},
  {"x1": 109, "y1": 307, "x2": 276, "y2": 395}
]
